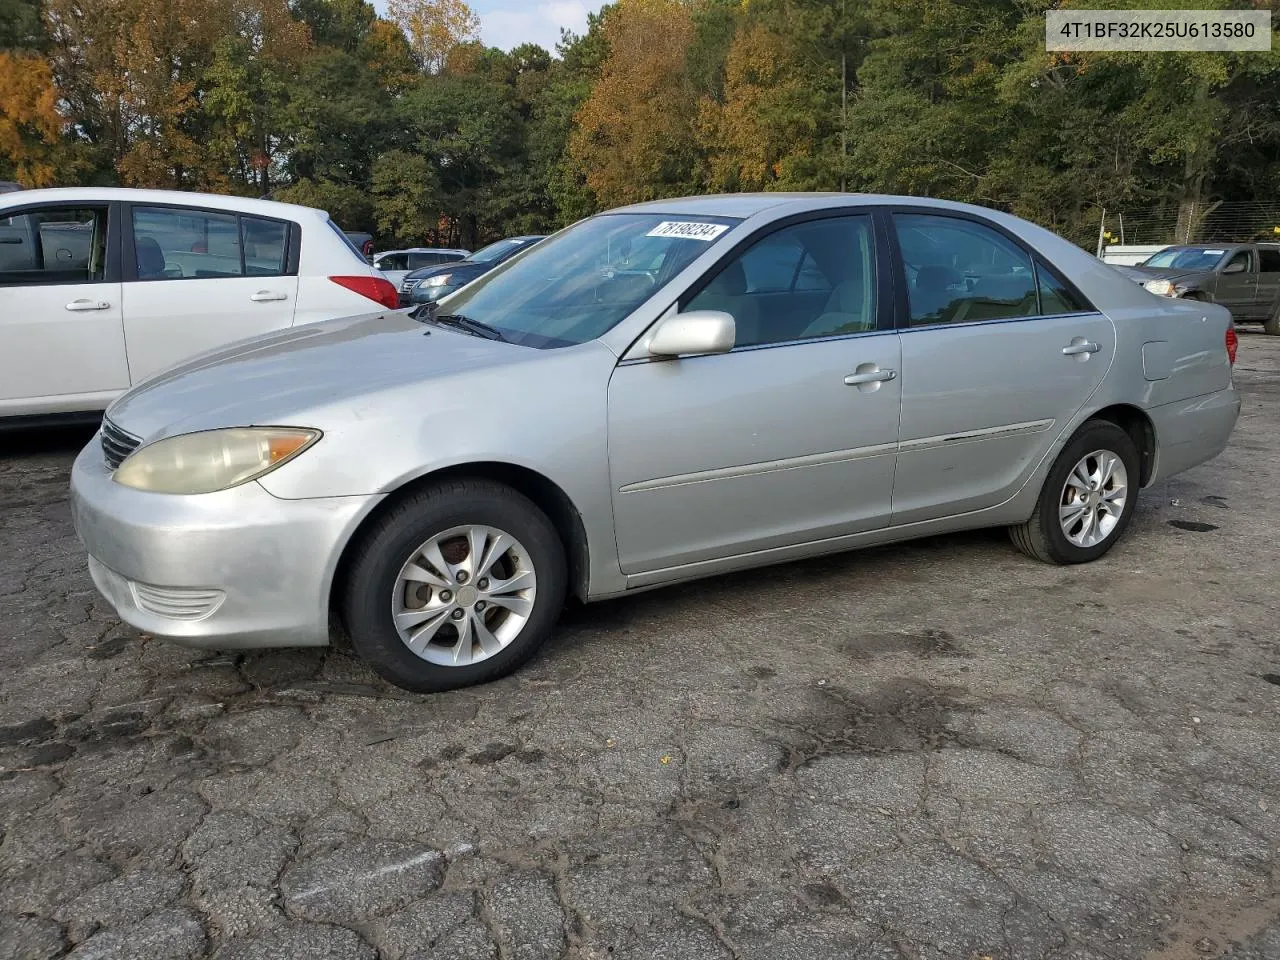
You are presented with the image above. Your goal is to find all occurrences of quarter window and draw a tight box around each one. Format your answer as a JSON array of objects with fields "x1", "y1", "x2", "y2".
[
  {"x1": 893, "y1": 213, "x2": 1037, "y2": 326},
  {"x1": 1036, "y1": 262, "x2": 1089, "y2": 314},
  {"x1": 686, "y1": 216, "x2": 877, "y2": 347},
  {"x1": 0, "y1": 206, "x2": 109, "y2": 286},
  {"x1": 242, "y1": 217, "x2": 288, "y2": 276},
  {"x1": 132, "y1": 207, "x2": 290, "y2": 280}
]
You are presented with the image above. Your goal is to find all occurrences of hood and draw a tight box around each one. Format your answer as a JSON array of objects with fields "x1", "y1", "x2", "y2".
[
  {"x1": 107, "y1": 310, "x2": 533, "y2": 441},
  {"x1": 405, "y1": 260, "x2": 485, "y2": 284},
  {"x1": 1118, "y1": 265, "x2": 1206, "y2": 285}
]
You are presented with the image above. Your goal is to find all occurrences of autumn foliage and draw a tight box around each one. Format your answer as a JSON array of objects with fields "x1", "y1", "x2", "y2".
[{"x1": 2, "y1": 0, "x2": 1279, "y2": 251}]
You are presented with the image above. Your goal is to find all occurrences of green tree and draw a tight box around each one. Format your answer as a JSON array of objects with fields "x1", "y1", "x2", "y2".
[{"x1": 372, "y1": 149, "x2": 441, "y2": 243}]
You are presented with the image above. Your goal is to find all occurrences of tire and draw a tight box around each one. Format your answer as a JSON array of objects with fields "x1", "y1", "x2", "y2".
[
  {"x1": 342, "y1": 478, "x2": 567, "y2": 693},
  {"x1": 1009, "y1": 420, "x2": 1140, "y2": 565},
  {"x1": 1265, "y1": 303, "x2": 1280, "y2": 336}
]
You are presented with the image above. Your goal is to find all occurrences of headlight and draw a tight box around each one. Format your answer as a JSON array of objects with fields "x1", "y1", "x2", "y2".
[
  {"x1": 1144, "y1": 279, "x2": 1176, "y2": 297},
  {"x1": 422, "y1": 273, "x2": 453, "y2": 287},
  {"x1": 113, "y1": 427, "x2": 320, "y2": 494}
]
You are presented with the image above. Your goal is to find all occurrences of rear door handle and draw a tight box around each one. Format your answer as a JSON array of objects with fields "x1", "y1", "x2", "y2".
[
  {"x1": 250, "y1": 290, "x2": 288, "y2": 302},
  {"x1": 1061, "y1": 341, "x2": 1101, "y2": 356},
  {"x1": 844, "y1": 369, "x2": 897, "y2": 385},
  {"x1": 65, "y1": 299, "x2": 110, "y2": 311}
]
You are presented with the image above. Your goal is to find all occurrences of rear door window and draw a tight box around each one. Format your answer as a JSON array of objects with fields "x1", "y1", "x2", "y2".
[
  {"x1": 893, "y1": 213, "x2": 1037, "y2": 326},
  {"x1": 132, "y1": 207, "x2": 291, "y2": 280},
  {"x1": 133, "y1": 207, "x2": 241, "y2": 280},
  {"x1": 1257, "y1": 248, "x2": 1280, "y2": 273}
]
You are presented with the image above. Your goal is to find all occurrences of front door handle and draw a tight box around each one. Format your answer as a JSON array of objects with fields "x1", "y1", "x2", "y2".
[
  {"x1": 844, "y1": 368, "x2": 897, "y2": 386},
  {"x1": 65, "y1": 299, "x2": 111, "y2": 311},
  {"x1": 1061, "y1": 340, "x2": 1101, "y2": 356},
  {"x1": 250, "y1": 290, "x2": 288, "y2": 302}
]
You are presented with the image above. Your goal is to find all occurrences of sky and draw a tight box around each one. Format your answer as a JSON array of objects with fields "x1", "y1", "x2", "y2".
[
  {"x1": 472, "y1": 1, "x2": 604, "y2": 52},
  {"x1": 372, "y1": 1, "x2": 606, "y2": 54}
]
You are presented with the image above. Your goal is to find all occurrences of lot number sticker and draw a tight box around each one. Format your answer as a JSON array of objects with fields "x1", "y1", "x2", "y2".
[{"x1": 646, "y1": 221, "x2": 730, "y2": 242}]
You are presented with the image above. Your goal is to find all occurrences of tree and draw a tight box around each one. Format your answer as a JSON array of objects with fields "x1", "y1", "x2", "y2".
[
  {"x1": 385, "y1": 0, "x2": 479, "y2": 74},
  {"x1": 372, "y1": 149, "x2": 441, "y2": 244},
  {"x1": 204, "y1": 1, "x2": 312, "y2": 194},
  {"x1": 528, "y1": 9, "x2": 613, "y2": 225},
  {"x1": 395, "y1": 71, "x2": 525, "y2": 246},
  {"x1": 275, "y1": 176, "x2": 373, "y2": 228},
  {"x1": 568, "y1": 0, "x2": 701, "y2": 207},
  {"x1": 0, "y1": 51, "x2": 63, "y2": 184},
  {"x1": 0, "y1": 0, "x2": 41, "y2": 50}
]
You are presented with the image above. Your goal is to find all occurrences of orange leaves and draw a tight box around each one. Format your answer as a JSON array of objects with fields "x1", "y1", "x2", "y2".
[
  {"x1": 386, "y1": 0, "x2": 480, "y2": 74},
  {"x1": 364, "y1": 18, "x2": 421, "y2": 91},
  {"x1": 568, "y1": 0, "x2": 699, "y2": 207},
  {"x1": 0, "y1": 52, "x2": 63, "y2": 186},
  {"x1": 699, "y1": 22, "x2": 790, "y2": 191}
]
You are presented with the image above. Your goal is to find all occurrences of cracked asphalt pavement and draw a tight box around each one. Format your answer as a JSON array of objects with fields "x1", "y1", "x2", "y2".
[{"x1": 2, "y1": 337, "x2": 1279, "y2": 960}]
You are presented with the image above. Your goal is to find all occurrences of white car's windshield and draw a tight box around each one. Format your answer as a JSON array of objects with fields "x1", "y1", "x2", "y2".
[
  {"x1": 435, "y1": 214, "x2": 740, "y2": 348},
  {"x1": 1142, "y1": 247, "x2": 1229, "y2": 271}
]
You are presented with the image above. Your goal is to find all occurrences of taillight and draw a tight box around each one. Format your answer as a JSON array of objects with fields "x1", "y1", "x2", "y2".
[
  {"x1": 330, "y1": 275, "x2": 400, "y2": 311},
  {"x1": 1225, "y1": 326, "x2": 1238, "y2": 365}
]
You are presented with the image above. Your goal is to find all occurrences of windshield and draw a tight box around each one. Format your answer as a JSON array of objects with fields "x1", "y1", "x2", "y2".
[
  {"x1": 436, "y1": 214, "x2": 740, "y2": 348},
  {"x1": 1142, "y1": 247, "x2": 1229, "y2": 271},
  {"x1": 469, "y1": 237, "x2": 533, "y2": 263}
]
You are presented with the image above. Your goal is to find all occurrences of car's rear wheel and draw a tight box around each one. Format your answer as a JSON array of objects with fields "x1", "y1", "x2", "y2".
[
  {"x1": 1009, "y1": 420, "x2": 1140, "y2": 564},
  {"x1": 342, "y1": 479, "x2": 566, "y2": 692}
]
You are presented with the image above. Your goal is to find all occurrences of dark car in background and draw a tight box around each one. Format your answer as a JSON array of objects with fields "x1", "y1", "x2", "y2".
[
  {"x1": 400, "y1": 235, "x2": 545, "y2": 307},
  {"x1": 1119, "y1": 242, "x2": 1280, "y2": 334},
  {"x1": 343, "y1": 231, "x2": 375, "y2": 261}
]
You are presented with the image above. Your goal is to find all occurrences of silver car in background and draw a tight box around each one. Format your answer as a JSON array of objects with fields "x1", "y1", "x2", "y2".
[{"x1": 71, "y1": 194, "x2": 1240, "y2": 692}]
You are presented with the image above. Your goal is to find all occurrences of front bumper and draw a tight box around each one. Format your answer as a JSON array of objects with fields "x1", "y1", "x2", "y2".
[{"x1": 70, "y1": 442, "x2": 381, "y2": 649}]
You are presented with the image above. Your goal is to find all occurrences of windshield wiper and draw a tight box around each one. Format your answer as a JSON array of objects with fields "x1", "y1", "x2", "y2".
[{"x1": 426, "y1": 312, "x2": 507, "y2": 342}]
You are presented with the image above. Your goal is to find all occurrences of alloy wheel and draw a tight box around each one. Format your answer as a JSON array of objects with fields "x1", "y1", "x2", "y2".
[
  {"x1": 1058, "y1": 449, "x2": 1128, "y2": 549},
  {"x1": 391, "y1": 524, "x2": 537, "y2": 667}
]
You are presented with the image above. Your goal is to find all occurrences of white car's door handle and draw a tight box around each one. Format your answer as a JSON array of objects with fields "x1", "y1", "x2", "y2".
[
  {"x1": 65, "y1": 299, "x2": 111, "y2": 312},
  {"x1": 844, "y1": 369, "x2": 897, "y2": 385},
  {"x1": 1061, "y1": 341, "x2": 1101, "y2": 356},
  {"x1": 250, "y1": 290, "x2": 289, "y2": 302}
]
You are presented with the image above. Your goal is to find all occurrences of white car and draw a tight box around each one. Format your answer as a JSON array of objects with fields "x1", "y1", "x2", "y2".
[
  {"x1": 372, "y1": 247, "x2": 470, "y2": 289},
  {"x1": 0, "y1": 188, "x2": 401, "y2": 422}
]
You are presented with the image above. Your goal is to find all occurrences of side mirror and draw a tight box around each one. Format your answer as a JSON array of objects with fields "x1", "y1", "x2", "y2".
[
  {"x1": 1222, "y1": 260, "x2": 1247, "y2": 275},
  {"x1": 648, "y1": 310, "x2": 736, "y2": 358}
]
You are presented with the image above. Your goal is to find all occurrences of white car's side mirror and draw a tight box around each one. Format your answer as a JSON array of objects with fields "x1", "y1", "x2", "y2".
[{"x1": 648, "y1": 310, "x2": 736, "y2": 358}]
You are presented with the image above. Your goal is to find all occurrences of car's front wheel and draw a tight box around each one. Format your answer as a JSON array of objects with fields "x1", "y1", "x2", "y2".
[
  {"x1": 1009, "y1": 420, "x2": 1140, "y2": 564},
  {"x1": 342, "y1": 479, "x2": 567, "y2": 692}
]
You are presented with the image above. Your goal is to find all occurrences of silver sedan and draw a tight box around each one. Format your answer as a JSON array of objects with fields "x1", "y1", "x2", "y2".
[{"x1": 71, "y1": 194, "x2": 1241, "y2": 692}]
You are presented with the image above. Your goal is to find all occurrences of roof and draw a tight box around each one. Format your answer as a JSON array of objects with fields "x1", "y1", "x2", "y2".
[
  {"x1": 608, "y1": 192, "x2": 1022, "y2": 220},
  {"x1": 375, "y1": 248, "x2": 471, "y2": 256},
  {"x1": 0, "y1": 186, "x2": 329, "y2": 220}
]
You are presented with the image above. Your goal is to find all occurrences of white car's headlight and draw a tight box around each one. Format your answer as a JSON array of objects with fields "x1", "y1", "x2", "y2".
[
  {"x1": 1144, "y1": 279, "x2": 1176, "y2": 297},
  {"x1": 422, "y1": 273, "x2": 453, "y2": 287},
  {"x1": 113, "y1": 427, "x2": 320, "y2": 494}
]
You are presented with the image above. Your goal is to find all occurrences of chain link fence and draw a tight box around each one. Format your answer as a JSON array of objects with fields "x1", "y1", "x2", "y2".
[{"x1": 1099, "y1": 201, "x2": 1280, "y2": 253}]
